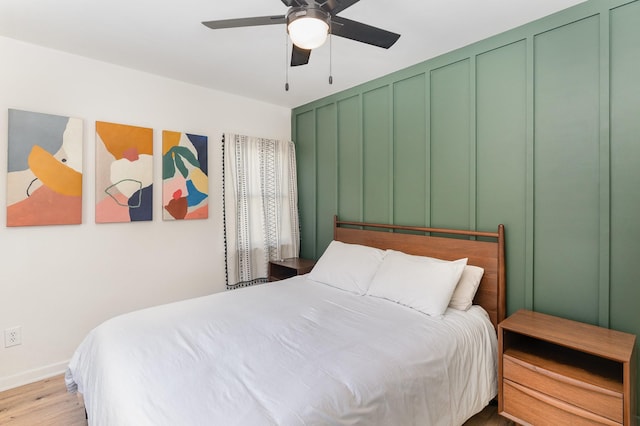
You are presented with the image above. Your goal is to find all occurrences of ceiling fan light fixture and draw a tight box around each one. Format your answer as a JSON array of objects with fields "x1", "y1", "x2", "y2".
[{"x1": 287, "y1": 7, "x2": 330, "y2": 50}]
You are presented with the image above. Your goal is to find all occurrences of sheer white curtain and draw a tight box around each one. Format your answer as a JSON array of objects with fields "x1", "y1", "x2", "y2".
[{"x1": 223, "y1": 133, "x2": 300, "y2": 289}]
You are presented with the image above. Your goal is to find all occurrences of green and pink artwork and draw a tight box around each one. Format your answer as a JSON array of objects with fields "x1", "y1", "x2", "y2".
[
  {"x1": 7, "y1": 109, "x2": 83, "y2": 226},
  {"x1": 162, "y1": 130, "x2": 208, "y2": 220},
  {"x1": 95, "y1": 121, "x2": 153, "y2": 223}
]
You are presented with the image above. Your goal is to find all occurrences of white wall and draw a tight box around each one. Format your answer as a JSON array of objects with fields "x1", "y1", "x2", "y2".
[{"x1": 0, "y1": 36, "x2": 291, "y2": 391}]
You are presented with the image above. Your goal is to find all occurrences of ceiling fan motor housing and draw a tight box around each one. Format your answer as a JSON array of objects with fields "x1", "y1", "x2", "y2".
[{"x1": 286, "y1": 6, "x2": 331, "y2": 28}]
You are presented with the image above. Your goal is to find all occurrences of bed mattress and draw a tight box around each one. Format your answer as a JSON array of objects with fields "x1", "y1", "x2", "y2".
[{"x1": 66, "y1": 275, "x2": 497, "y2": 426}]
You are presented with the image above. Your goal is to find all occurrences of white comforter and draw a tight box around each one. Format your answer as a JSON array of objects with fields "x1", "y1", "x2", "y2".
[{"x1": 66, "y1": 276, "x2": 497, "y2": 426}]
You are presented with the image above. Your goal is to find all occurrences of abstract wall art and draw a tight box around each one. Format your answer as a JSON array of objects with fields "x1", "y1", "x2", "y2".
[
  {"x1": 95, "y1": 121, "x2": 153, "y2": 223},
  {"x1": 162, "y1": 131, "x2": 208, "y2": 220},
  {"x1": 7, "y1": 109, "x2": 83, "y2": 227}
]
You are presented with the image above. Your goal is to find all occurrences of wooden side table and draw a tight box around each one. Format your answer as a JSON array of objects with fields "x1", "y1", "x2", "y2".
[
  {"x1": 498, "y1": 309, "x2": 637, "y2": 425},
  {"x1": 268, "y1": 258, "x2": 316, "y2": 282}
]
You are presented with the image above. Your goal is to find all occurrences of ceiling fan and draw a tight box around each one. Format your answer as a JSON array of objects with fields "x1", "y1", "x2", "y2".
[{"x1": 202, "y1": 0, "x2": 401, "y2": 67}]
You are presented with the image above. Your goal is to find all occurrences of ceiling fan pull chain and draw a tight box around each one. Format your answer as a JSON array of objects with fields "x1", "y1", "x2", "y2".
[
  {"x1": 285, "y1": 31, "x2": 290, "y2": 91},
  {"x1": 329, "y1": 31, "x2": 333, "y2": 85}
]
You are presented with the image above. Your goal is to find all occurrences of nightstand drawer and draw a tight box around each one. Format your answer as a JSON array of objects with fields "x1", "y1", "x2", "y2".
[
  {"x1": 503, "y1": 379, "x2": 621, "y2": 426},
  {"x1": 503, "y1": 354, "x2": 623, "y2": 423}
]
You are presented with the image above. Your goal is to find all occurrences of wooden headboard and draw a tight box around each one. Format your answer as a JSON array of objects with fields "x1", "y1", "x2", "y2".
[{"x1": 333, "y1": 216, "x2": 506, "y2": 330}]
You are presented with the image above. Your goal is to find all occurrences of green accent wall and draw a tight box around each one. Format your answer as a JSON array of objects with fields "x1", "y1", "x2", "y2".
[{"x1": 292, "y1": 0, "x2": 640, "y2": 415}]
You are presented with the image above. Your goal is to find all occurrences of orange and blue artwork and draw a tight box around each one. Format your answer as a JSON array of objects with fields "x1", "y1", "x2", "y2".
[
  {"x1": 95, "y1": 121, "x2": 153, "y2": 223},
  {"x1": 7, "y1": 109, "x2": 83, "y2": 227},
  {"x1": 162, "y1": 131, "x2": 208, "y2": 220}
]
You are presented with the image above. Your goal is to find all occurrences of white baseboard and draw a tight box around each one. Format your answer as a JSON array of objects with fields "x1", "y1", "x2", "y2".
[{"x1": 0, "y1": 360, "x2": 69, "y2": 392}]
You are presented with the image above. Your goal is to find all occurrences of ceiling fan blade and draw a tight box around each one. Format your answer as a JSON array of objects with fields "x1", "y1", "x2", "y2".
[
  {"x1": 282, "y1": 0, "x2": 309, "y2": 6},
  {"x1": 291, "y1": 44, "x2": 311, "y2": 66},
  {"x1": 202, "y1": 15, "x2": 285, "y2": 30},
  {"x1": 330, "y1": 16, "x2": 400, "y2": 48},
  {"x1": 326, "y1": 0, "x2": 361, "y2": 15}
]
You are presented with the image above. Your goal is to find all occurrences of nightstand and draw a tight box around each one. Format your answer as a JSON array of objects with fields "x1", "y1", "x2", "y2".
[
  {"x1": 268, "y1": 258, "x2": 316, "y2": 282},
  {"x1": 498, "y1": 309, "x2": 637, "y2": 425}
]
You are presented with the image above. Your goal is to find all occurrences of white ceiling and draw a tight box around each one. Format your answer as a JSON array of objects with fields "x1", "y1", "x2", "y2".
[{"x1": 0, "y1": 0, "x2": 586, "y2": 109}]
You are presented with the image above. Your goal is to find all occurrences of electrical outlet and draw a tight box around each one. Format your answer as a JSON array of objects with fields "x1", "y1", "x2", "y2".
[{"x1": 4, "y1": 326, "x2": 22, "y2": 348}]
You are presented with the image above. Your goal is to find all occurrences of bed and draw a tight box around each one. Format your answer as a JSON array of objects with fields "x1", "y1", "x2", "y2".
[{"x1": 66, "y1": 216, "x2": 506, "y2": 426}]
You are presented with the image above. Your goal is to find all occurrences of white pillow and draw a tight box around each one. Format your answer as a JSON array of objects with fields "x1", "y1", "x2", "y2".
[
  {"x1": 372, "y1": 251, "x2": 483, "y2": 311},
  {"x1": 366, "y1": 250, "x2": 467, "y2": 317},
  {"x1": 449, "y1": 265, "x2": 484, "y2": 311},
  {"x1": 308, "y1": 240, "x2": 385, "y2": 295}
]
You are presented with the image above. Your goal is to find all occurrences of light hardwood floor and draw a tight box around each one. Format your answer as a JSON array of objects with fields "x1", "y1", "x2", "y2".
[
  {"x1": 0, "y1": 375, "x2": 514, "y2": 425},
  {"x1": 0, "y1": 375, "x2": 86, "y2": 425}
]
